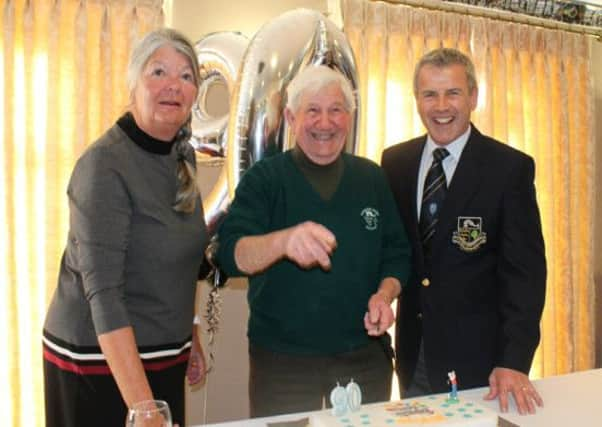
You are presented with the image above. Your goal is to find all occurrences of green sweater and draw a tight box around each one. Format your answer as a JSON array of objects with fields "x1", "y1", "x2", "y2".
[{"x1": 217, "y1": 150, "x2": 410, "y2": 354}]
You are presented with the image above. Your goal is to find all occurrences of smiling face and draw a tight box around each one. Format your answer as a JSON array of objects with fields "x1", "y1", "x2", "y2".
[
  {"x1": 131, "y1": 45, "x2": 198, "y2": 141},
  {"x1": 415, "y1": 63, "x2": 478, "y2": 146},
  {"x1": 285, "y1": 83, "x2": 351, "y2": 165}
]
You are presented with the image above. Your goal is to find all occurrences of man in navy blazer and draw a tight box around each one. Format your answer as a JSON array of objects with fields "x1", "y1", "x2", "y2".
[{"x1": 381, "y1": 48, "x2": 546, "y2": 415}]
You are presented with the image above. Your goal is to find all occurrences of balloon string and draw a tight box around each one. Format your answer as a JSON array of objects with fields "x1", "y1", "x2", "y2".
[
  {"x1": 202, "y1": 366, "x2": 210, "y2": 425},
  {"x1": 201, "y1": 276, "x2": 222, "y2": 425},
  {"x1": 204, "y1": 273, "x2": 223, "y2": 374}
]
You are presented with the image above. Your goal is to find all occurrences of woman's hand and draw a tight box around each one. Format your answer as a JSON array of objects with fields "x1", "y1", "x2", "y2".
[{"x1": 186, "y1": 325, "x2": 207, "y2": 386}]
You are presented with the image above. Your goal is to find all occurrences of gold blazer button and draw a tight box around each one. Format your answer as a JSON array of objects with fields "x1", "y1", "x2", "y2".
[{"x1": 421, "y1": 278, "x2": 430, "y2": 287}]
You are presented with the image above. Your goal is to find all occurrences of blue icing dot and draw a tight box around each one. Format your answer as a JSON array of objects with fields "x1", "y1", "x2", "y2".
[
  {"x1": 360, "y1": 414, "x2": 369, "y2": 419},
  {"x1": 386, "y1": 420, "x2": 395, "y2": 424},
  {"x1": 441, "y1": 403, "x2": 450, "y2": 408}
]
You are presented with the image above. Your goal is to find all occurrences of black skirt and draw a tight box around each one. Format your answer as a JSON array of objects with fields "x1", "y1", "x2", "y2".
[{"x1": 43, "y1": 332, "x2": 189, "y2": 427}]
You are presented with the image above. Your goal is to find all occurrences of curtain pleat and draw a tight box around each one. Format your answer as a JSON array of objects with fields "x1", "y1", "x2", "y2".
[
  {"x1": 0, "y1": 1, "x2": 164, "y2": 425},
  {"x1": 342, "y1": 0, "x2": 596, "y2": 381},
  {"x1": 2, "y1": 1, "x2": 19, "y2": 425}
]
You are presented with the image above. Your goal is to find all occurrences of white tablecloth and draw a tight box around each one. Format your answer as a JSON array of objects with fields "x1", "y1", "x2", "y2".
[{"x1": 195, "y1": 368, "x2": 602, "y2": 426}]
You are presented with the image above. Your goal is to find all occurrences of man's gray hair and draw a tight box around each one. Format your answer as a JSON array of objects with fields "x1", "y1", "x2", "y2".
[
  {"x1": 126, "y1": 28, "x2": 200, "y2": 102},
  {"x1": 286, "y1": 65, "x2": 356, "y2": 113},
  {"x1": 413, "y1": 48, "x2": 477, "y2": 95}
]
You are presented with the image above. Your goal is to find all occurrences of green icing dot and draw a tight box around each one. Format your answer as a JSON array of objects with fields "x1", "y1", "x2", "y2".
[
  {"x1": 463, "y1": 414, "x2": 474, "y2": 418},
  {"x1": 445, "y1": 412, "x2": 455, "y2": 417},
  {"x1": 360, "y1": 414, "x2": 369, "y2": 419},
  {"x1": 386, "y1": 420, "x2": 395, "y2": 424},
  {"x1": 458, "y1": 408, "x2": 466, "y2": 412},
  {"x1": 441, "y1": 403, "x2": 450, "y2": 408},
  {"x1": 474, "y1": 409, "x2": 483, "y2": 413},
  {"x1": 466, "y1": 402, "x2": 474, "y2": 407}
]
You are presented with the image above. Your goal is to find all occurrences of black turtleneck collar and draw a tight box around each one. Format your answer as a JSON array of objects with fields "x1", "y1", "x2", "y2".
[{"x1": 117, "y1": 112, "x2": 175, "y2": 155}]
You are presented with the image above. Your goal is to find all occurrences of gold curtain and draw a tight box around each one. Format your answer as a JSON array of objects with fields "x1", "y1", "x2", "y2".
[
  {"x1": 342, "y1": 0, "x2": 596, "y2": 378},
  {"x1": 0, "y1": 1, "x2": 164, "y2": 425}
]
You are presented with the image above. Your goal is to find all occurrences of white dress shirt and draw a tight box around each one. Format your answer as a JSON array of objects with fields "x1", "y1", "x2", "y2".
[{"x1": 416, "y1": 126, "x2": 471, "y2": 218}]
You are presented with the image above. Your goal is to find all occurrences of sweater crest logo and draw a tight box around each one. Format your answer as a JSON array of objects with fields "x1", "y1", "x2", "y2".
[{"x1": 360, "y1": 207, "x2": 379, "y2": 231}]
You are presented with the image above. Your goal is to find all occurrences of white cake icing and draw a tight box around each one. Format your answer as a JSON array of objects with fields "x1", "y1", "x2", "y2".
[{"x1": 310, "y1": 394, "x2": 498, "y2": 427}]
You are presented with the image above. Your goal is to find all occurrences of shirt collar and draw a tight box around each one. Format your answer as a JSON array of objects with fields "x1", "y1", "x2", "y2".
[{"x1": 424, "y1": 124, "x2": 471, "y2": 161}]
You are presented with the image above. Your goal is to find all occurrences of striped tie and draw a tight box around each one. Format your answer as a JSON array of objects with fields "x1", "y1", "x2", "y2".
[{"x1": 420, "y1": 148, "x2": 449, "y2": 256}]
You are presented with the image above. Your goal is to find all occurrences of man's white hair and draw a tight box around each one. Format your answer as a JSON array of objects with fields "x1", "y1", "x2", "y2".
[{"x1": 286, "y1": 65, "x2": 356, "y2": 113}]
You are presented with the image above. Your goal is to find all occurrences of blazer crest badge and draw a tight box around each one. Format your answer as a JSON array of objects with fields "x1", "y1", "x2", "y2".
[{"x1": 452, "y1": 216, "x2": 487, "y2": 252}]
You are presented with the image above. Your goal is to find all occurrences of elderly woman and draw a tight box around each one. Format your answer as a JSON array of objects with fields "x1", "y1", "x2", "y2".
[
  {"x1": 43, "y1": 29, "x2": 208, "y2": 427},
  {"x1": 216, "y1": 65, "x2": 411, "y2": 417}
]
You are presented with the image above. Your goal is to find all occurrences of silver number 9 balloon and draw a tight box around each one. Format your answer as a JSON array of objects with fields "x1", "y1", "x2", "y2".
[{"x1": 190, "y1": 31, "x2": 249, "y2": 233}]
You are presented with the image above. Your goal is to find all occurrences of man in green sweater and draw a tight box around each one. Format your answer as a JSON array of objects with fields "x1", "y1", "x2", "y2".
[{"x1": 216, "y1": 65, "x2": 411, "y2": 417}]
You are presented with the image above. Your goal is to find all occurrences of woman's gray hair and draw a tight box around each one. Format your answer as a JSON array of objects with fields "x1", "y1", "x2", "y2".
[
  {"x1": 127, "y1": 28, "x2": 200, "y2": 214},
  {"x1": 413, "y1": 48, "x2": 478, "y2": 96},
  {"x1": 127, "y1": 28, "x2": 200, "y2": 99},
  {"x1": 286, "y1": 65, "x2": 356, "y2": 113}
]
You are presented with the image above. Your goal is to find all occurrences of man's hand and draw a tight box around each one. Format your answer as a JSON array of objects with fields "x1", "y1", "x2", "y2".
[
  {"x1": 364, "y1": 286, "x2": 397, "y2": 336},
  {"x1": 484, "y1": 367, "x2": 543, "y2": 415},
  {"x1": 282, "y1": 221, "x2": 337, "y2": 270},
  {"x1": 234, "y1": 221, "x2": 336, "y2": 274}
]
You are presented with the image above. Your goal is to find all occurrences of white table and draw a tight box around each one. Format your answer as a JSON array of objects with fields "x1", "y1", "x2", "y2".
[{"x1": 196, "y1": 368, "x2": 602, "y2": 426}]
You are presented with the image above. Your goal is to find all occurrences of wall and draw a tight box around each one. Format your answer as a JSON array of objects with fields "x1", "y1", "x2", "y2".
[
  {"x1": 172, "y1": 1, "x2": 602, "y2": 424},
  {"x1": 172, "y1": 0, "x2": 328, "y2": 41}
]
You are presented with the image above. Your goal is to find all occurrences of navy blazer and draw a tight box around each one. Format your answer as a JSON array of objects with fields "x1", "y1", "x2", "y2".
[{"x1": 381, "y1": 125, "x2": 546, "y2": 392}]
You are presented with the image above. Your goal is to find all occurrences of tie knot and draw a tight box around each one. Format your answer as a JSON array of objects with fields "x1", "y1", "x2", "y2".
[{"x1": 433, "y1": 148, "x2": 449, "y2": 162}]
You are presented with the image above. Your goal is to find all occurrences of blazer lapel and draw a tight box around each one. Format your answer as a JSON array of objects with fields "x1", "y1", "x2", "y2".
[
  {"x1": 402, "y1": 138, "x2": 426, "y2": 237},
  {"x1": 397, "y1": 138, "x2": 427, "y2": 270}
]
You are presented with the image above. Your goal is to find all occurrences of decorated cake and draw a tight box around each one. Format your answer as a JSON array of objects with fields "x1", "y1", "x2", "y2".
[{"x1": 310, "y1": 394, "x2": 498, "y2": 427}]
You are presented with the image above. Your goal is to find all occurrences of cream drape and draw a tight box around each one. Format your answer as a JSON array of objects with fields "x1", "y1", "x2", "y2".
[
  {"x1": 342, "y1": 0, "x2": 596, "y2": 379},
  {"x1": 0, "y1": 1, "x2": 163, "y2": 425}
]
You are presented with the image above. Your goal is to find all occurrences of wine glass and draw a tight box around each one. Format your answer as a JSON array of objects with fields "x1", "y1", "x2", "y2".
[{"x1": 126, "y1": 399, "x2": 172, "y2": 427}]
